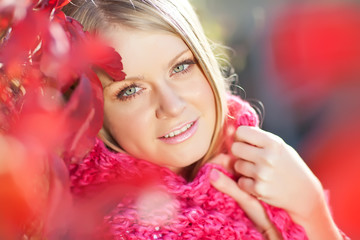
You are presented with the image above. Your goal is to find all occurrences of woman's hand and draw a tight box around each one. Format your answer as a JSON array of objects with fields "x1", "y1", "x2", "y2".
[
  {"x1": 228, "y1": 126, "x2": 343, "y2": 239},
  {"x1": 209, "y1": 154, "x2": 282, "y2": 240},
  {"x1": 230, "y1": 126, "x2": 322, "y2": 219}
]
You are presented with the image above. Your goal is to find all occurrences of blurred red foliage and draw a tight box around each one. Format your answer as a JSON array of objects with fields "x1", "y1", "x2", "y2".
[
  {"x1": 271, "y1": 3, "x2": 360, "y2": 105},
  {"x1": 0, "y1": 0, "x2": 125, "y2": 238},
  {"x1": 271, "y1": 3, "x2": 360, "y2": 238}
]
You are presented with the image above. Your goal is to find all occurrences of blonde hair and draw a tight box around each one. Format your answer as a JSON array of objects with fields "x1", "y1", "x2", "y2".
[{"x1": 63, "y1": 0, "x2": 228, "y2": 173}]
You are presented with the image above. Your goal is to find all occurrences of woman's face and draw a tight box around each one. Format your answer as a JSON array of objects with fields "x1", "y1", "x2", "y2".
[{"x1": 100, "y1": 26, "x2": 216, "y2": 173}]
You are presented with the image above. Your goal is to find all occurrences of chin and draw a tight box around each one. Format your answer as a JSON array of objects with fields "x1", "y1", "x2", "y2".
[{"x1": 169, "y1": 150, "x2": 207, "y2": 169}]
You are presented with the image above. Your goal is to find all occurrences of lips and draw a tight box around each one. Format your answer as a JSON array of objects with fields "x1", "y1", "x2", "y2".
[
  {"x1": 159, "y1": 119, "x2": 198, "y2": 144},
  {"x1": 163, "y1": 121, "x2": 194, "y2": 138}
]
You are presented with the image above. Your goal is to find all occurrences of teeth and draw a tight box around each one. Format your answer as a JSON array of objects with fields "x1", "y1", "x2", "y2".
[
  {"x1": 164, "y1": 122, "x2": 193, "y2": 138},
  {"x1": 181, "y1": 126, "x2": 187, "y2": 132}
]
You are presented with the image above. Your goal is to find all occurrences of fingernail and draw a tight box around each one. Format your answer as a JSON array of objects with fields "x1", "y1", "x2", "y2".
[{"x1": 210, "y1": 169, "x2": 220, "y2": 182}]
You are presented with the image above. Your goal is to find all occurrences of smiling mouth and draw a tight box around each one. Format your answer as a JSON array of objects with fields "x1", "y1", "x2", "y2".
[
  {"x1": 162, "y1": 122, "x2": 194, "y2": 139},
  {"x1": 159, "y1": 120, "x2": 198, "y2": 144}
]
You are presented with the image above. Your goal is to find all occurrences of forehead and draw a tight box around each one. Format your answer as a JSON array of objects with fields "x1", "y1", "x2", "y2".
[{"x1": 101, "y1": 25, "x2": 190, "y2": 79}]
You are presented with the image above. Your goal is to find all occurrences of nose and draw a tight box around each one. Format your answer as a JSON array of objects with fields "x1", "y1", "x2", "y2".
[{"x1": 155, "y1": 84, "x2": 186, "y2": 119}]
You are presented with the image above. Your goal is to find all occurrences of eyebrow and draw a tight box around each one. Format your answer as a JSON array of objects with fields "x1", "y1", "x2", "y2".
[{"x1": 104, "y1": 48, "x2": 191, "y2": 89}]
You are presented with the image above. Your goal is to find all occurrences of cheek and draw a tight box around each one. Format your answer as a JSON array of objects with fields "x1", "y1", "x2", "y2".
[
  {"x1": 103, "y1": 102, "x2": 149, "y2": 146},
  {"x1": 204, "y1": 82, "x2": 216, "y2": 105},
  {"x1": 193, "y1": 76, "x2": 216, "y2": 114},
  {"x1": 192, "y1": 69, "x2": 215, "y2": 99},
  {"x1": 200, "y1": 79, "x2": 217, "y2": 135}
]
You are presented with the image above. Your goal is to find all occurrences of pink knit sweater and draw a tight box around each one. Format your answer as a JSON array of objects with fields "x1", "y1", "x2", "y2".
[{"x1": 70, "y1": 96, "x2": 308, "y2": 239}]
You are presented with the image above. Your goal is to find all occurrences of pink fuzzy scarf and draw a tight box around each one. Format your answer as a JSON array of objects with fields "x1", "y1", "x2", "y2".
[{"x1": 70, "y1": 96, "x2": 307, "y2": 239}]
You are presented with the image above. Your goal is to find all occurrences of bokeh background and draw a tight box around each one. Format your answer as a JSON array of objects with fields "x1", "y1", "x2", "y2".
[{"x1": 192, "y1": 0, "x2": 360, "y2": 238}]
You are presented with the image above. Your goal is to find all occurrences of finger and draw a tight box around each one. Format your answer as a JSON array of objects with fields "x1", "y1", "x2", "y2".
[
  {"x1": 235, "y1": 159, "x2": 273, "y2": 182},
  {"x1": 234, "y1": 126, "x2": 281, "y2": 148},
  {"x1": 234, "y1": 159, "x2": 256, "y2": 179},
  {"x1": 231, "y1": 141, "x2": 262, "y2": 163},
  {"x1": 237, "y1": 176, "x2": 263, "y2": 199},
  {"x1": 209, "y1": 169, "x2": 272, "y2": 231},
  {"x1": 207, "y1": 153, "x2": 236, "y2": 175}
]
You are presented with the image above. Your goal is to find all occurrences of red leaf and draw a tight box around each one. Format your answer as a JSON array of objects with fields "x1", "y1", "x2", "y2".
[
  {"x1": 1, "y1": 0, "x2": 126, "y2": 237},
  {"x1": 62, "y1": 71, "x2": 104, "y2": 162},
  {"x1": 0, "y1": 9, "x2": 49, "y2": 74}
]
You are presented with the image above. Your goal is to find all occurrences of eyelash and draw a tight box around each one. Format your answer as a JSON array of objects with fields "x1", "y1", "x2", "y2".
[
  {"x1": 114, "y1": 58, "x2": 196, "y2": 102},
  {"x1": 171, "y1": 58, "x2": 196, "y2": 76},
  {"x1": 115, "y1": 83, "x2": 144, "y2": 101}
]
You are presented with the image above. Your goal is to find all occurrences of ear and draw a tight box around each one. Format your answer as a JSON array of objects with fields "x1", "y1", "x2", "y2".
[{"x1": 98, "y1": 127, "x2": 125, "y2": 153}]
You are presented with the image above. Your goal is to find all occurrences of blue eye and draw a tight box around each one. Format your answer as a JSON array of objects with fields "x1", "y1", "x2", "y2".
[
  {"x1": 123, "y1": 86, "x2": 141, "y2": 96},
  {"x1": 172, "y1": 59, "x2": 195, "y2": 75},
  {"x1": 116, "y1": 84, "x2": 143, "y2": 101},
  {"x1": 172, "y1": 63, "x2": 189, "y2": 73}
]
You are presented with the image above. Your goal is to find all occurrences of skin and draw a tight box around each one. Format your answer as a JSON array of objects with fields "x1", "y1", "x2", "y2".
[
  {"x1": 210, "y1": 126, "x2": 343, "y2": 239},
  {"x1": 99, "y1": 25, "x2": 216, "y2": 173},
  {"x1": 97, "y1": 25, "x2": 342, "y2": 240},
  {"x1": 97, "y1": 25, "x2": 281, "y2": 238}
]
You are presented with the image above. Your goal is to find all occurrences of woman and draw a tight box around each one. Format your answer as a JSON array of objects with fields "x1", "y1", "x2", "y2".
[{"x1": 64, "y1": 0, "x2": 345, "y2": 239}]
